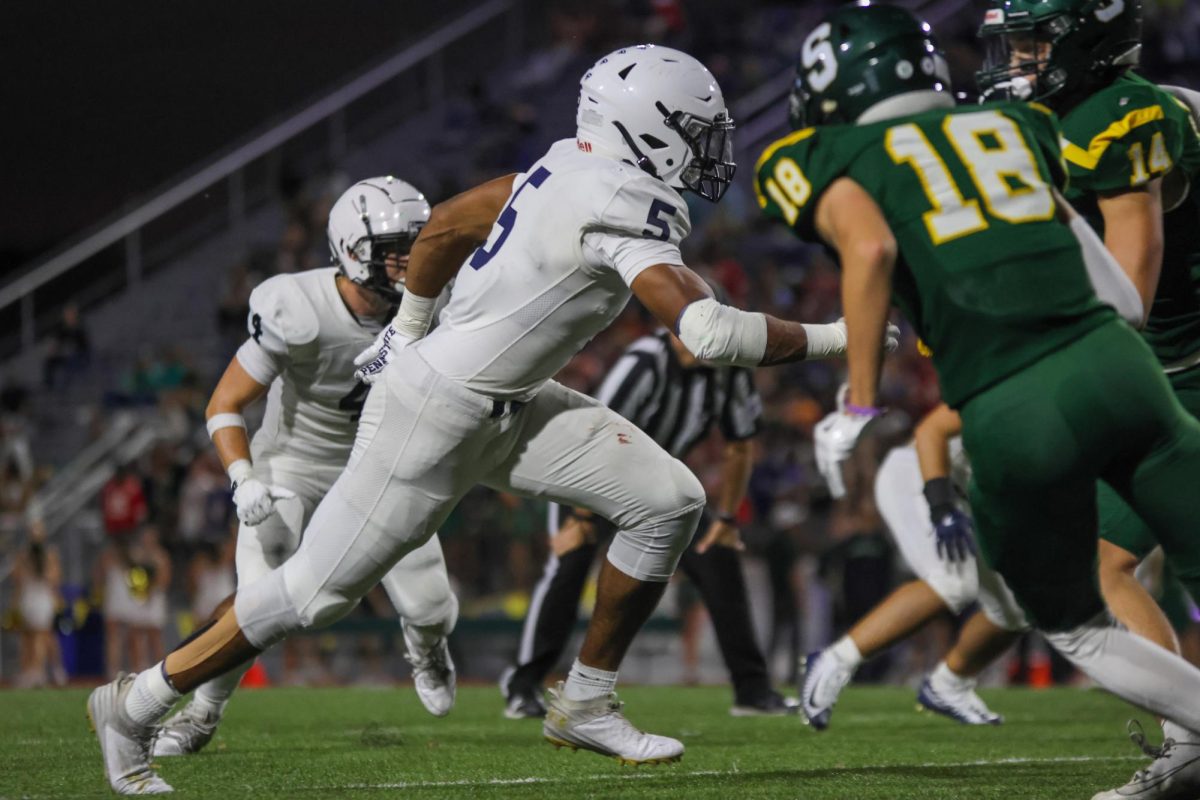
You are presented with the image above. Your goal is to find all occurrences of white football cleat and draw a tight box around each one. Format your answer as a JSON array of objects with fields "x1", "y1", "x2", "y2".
[
  {"x1": 87, "y1": 674, "x2": 173, "y2": 795},
  {"x1": 799, "y1": 650, "x2": 854, "y2": 731},
  {"x1": 543, "y1": 682, "x2": 683, "y2": 765},
  {"x1": 1092, "y1": 721, "x2": 1200, "y2": 800},
  {"x1": 404, "y1": 623, "x2": 456, "y2": 717},
  {"x1": 917, "y1": 675, "x2": 1003, "y2": 725},
  {"x1": 152, "y1": 702, "x2": 221, "y2": 757}
]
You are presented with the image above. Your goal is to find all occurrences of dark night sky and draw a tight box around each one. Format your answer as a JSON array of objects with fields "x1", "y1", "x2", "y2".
[{"x1": 1, "y1": 2, "x2": 466, "y2": 275}]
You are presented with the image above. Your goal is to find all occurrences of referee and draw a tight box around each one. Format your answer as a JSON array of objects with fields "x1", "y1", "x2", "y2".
[{"x1": 501, "y1": 317, "x2": 798, "y2": 718}]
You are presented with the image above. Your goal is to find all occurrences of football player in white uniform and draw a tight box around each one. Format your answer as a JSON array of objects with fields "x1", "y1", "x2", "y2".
[
  {"x1": 89, "y1": 45, "x2": 899, "y2": 794},
  {"x1": 803, "y1": 402, "x2": 1027, "y2": 730},
  {"x1": 149, "y1": 177, "x2": 459, "y2": 760}
]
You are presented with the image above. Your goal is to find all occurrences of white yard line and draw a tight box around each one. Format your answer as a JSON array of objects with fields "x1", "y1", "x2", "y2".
[{"x1": 328, "y1": 755, "x2": 1144, "y2": 791}]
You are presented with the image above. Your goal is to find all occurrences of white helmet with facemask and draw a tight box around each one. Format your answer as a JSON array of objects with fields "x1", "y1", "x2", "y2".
[
  {"x1": 576, "y1": 44, "x2": 736, "y2": 202},
  {"x1": 327, "y1": 176, "x2": 430, "y2": 304}
]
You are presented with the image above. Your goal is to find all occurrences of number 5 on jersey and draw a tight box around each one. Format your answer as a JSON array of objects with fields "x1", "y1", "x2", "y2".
[{"x1": 469, "y1": 167, "x2": 552, "y2": 269}]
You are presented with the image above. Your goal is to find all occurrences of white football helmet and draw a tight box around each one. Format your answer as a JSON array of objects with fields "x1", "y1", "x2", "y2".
[
  {"x1": 327, "y1": 176, "x2": 430, "y2": 303},
  {"x1": 576, "y1": 44, "x2": 736, "y2": 202}
]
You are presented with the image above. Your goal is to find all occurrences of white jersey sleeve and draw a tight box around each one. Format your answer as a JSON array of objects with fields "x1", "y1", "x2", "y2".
[
  {"x1": 582, "y1": 174, "x2": 692, "y2": 286},
  {"x1": 236, "y1": 276, "x2": 319, "y2": 385}
]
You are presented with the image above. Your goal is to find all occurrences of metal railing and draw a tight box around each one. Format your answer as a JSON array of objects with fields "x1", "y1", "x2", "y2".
[{"x1": 0, "y1": 0, "x2": 516, "y2": 354}]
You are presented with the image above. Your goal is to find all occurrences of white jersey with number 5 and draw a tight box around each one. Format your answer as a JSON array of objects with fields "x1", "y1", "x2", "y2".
[
  {"x1": 236, "y1": 267, "x2": 381, "y2": 463},
  {"x1": 417, "y1": 138, "x2": 691, "y2": 400}
]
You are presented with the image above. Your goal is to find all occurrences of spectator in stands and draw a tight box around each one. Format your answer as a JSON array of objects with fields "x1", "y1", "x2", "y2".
[
  {"x1": 188, "y1": 536, "x2": 235, "y2": 622},
  {"x1": 42, "y1": 301, "x2": 91, "y2": 389},
  {"x1": 101, "y1": 461, "x2": 147, "y2": 541},
  {"x1": 13, "y1": 522, "x2": 66, "y2": 688},
  {"x1": 0, "y1": 457, "x2": 33, "y2": 542},
  {"x1": 176, "y1": 450, "x2": 232, "y2": 546},
  {"x1": 0, "y1": 381, "x2": 34, "y2": 483},
  {"x1": 127, "y1": 524, "x2": 171, "y2": 668}
]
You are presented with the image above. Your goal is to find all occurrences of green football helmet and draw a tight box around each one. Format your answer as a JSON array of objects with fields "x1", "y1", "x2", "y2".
[
  {"x1": 976, "y1": 0, "x2": 1142, "y2": 106},
  {"x1": 788, "y1": 2, "x2": 951, "y2": 130}
]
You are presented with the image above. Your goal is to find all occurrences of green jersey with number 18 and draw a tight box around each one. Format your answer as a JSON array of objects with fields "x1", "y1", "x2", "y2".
[
  {"x1": 755, "y1": 101, "x2": 1112, "y2": 408},
  {"x1": 1061, "y1": 71, "x2": 1200, "y2": 369}
]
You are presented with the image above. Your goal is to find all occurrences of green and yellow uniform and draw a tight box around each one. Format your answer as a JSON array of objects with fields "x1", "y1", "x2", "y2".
[
  {"x1": 1061, "y1": 74, "x2": 1200, "y2": 596},
  {"x1": 757, "y1": 100, "x2": 1200, "y2": 629}
]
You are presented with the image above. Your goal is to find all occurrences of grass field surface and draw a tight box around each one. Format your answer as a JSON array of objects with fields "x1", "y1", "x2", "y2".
[{"x1": 1, "y1": 685, "x2": 1153, "y2": 799}]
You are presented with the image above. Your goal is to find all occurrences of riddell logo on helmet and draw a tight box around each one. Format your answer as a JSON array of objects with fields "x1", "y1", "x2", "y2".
[
  {"x1": 984, "y1": 9, "x2": 1004, "y2": 25},
  {"x1": 577, "y1": 139, "x2": 593, "y2": 153}
]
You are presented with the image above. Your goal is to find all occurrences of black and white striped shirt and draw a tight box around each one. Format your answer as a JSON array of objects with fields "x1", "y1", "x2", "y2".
[{"x1": 595, "y1": 332, "x2": 762, "y2": 459}]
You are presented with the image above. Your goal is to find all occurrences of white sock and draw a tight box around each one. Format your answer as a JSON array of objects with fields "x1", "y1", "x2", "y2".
[
  {"x1": 931, "y1": 661, "x2": 973, "y2": 691},
  {"x1": 1045, "y1": 619, "x2": 1200, "y2": 733},
  {"x1": 124, "y1": 663, "x2": 181, "y2": 726},
  {"x1": 830, "y1": 635, "x2": 863, "y2": 670},
  {"x1": 192, "y1": 661, "x2": 252, "y2": 717},
  {"x1": 563, "y1": 659, "x2": 618, "y2": 701}
]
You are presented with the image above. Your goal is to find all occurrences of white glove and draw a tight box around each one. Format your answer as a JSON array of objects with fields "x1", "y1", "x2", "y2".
[
  {"x1": 353, "y1": 322, "x2": 415, "y2": 385},
  {"x1": 813, "y1": 388, "x2": 878, "y2": 498},
  {"x1": 803, "y1": 317, "x2": 902, "y2": 359},
  {"x1": 228, "y1": 461, "x2": 295, "y2": 526}
]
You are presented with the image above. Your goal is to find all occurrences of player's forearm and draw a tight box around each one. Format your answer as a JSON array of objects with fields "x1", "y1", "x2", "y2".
[
  {"x1": 841, "y1": 239, "x2": 896, "y2": 409},
  {"x1": 206, "y1": 358, "x2": 268, "y2": 473},
  {"x1": 1098, "y1": 183, "x2": 1164, "y2": 320},
  {"x1": 914, "y1": 404, "x2": 960, "y2": 481},
  {"x1": 716, "y1": 439, "x2": 754, "y2": 516},
  {"x1": 760, "y1": 316, "x2": 809, "y2": 365}
]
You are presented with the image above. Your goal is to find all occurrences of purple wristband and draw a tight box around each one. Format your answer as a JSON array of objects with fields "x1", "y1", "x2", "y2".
[{"x1": 845, "y1": 402, "x2": 883, "y2": 417}]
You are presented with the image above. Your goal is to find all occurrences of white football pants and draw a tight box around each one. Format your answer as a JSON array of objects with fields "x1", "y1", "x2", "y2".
[
  {"x1": 235, "y1": 347, "x2": 705, "y2": 649},
  {"x1": 875, "y1": 445, "x2": 1027, "y2": 630}
]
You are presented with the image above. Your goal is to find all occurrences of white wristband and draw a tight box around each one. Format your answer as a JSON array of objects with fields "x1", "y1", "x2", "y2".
[
  {"x1": 227, "y1": 458, "x2": 254, "y2": 488},
  {"x1": 392, "y1": 290, "x2": 438, "y2": 340},
  {"x1": 207, "y1": 413, "x2": 247, "y2": 438},
  {"x1": 801, "y1": 322, "x2": 848, "y2": 360}
]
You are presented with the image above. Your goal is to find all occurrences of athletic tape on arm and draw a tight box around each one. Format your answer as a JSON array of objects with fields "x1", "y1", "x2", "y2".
[
  {"x1": 207, "y1": 413, "x2": 247, "y2": 438},
  {"x1": 676, "y1": 298, "x2": 767, "y2": 367}
]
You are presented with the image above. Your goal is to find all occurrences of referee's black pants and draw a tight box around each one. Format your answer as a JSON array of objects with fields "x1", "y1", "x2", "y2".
[{"x1": 507, "y1": 511, "x2": 772, "y2": 704}]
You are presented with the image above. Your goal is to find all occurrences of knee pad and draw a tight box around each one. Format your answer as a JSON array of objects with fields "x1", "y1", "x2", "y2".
[
  {"x1": 924, "y1": 569, "x2": 979, "y2": 615},
  {"x1": 234, "y1": 568, "x2": 303, "y2": 650},
  {"x1": 607, "y1": 492, "x2": 704, "y2": 583}
]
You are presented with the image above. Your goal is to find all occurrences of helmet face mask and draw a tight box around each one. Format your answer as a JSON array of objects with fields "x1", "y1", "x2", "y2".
[
  {"x1": 669, "y1": 110, "x2": 736, "y2": 202},
  {"x1": 327, "y1": 177, "x2": 430, "y2": 306},
  {"x1": 976, "y1": 0, "x2": 1143, "y2": 106}
]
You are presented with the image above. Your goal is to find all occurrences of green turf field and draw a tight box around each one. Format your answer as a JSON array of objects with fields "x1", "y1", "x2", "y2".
[{"x1": 0, "y1": 685, "x2": 1154, "y2": 799}]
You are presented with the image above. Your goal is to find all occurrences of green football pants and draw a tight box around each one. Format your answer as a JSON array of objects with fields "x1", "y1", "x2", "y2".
[
  {"x1": 1097, "y1": 364, "x2": 1200, "y2": 606},
  {"x1": 962, "y1": 320, "x2": 1200, "y2": 631}
]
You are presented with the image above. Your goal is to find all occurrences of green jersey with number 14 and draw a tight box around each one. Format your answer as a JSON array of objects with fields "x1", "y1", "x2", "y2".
[
  {"x1": 1061, "y1": 72, "x2": 1200, "y2": 368},
  {"x1": 755, "y1": 101, "x2": 1112, "y2": 407}
]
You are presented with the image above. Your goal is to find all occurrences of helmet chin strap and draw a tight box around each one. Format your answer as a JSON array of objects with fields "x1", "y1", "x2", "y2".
[{"x1": 611, "y1": 120, "x2": 660, "y2": 178}]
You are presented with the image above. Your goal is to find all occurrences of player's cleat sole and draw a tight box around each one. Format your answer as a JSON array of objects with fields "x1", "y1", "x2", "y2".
[{"x1": 544, "y1": 734, "x2": 682, "y2": 766}]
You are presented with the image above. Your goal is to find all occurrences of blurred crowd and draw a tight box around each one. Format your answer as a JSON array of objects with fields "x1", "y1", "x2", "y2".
[{"x1": 3, "y1": 0, "x2": 1199, "y2": 689}]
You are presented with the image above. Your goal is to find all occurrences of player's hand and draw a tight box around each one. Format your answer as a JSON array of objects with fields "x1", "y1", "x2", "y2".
[
  {"x1": 232, "y1": 477, "x2": 296, "y2": 526},
  {"x1": 551, "y1": 515, "x2": 597, "y2": 556},
  {"x1": 695, "y1": 517, "x2": 745, "y2": 554},
  {"x1": 813, "y1": 409, "x2": 874, "y2": 499},
  {"x1": 933, "y1": 507, "x2": 977, "y2": 563},
  {"x1": 353, "y1": 322, "x2": 415, "y2": 385},
  {"x1": 804, "y1": 318, "x2": 902, "y2": 359}
]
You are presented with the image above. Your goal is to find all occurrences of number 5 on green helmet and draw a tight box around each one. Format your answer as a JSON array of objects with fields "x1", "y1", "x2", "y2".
[{"x1": 788, "y1": 2, "x2": 952, "y2": 131}]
